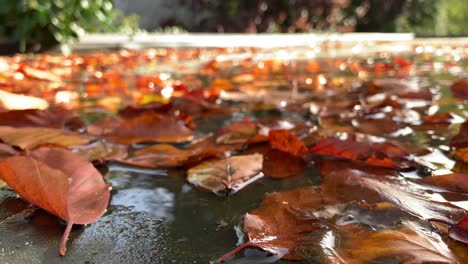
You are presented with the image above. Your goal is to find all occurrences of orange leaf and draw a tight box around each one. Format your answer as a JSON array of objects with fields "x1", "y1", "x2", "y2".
[
  {"x1": 268, "y1": 129, "x2": 308, "y2": 157},
  {"x1": 0, "y1": 126, "x2": 94, "y2": 149},
  {"x1": 0, "y1": 148, "x2": 110, "y2": 255}
]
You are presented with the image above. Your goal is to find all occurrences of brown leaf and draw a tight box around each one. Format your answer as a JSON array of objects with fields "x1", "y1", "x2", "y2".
[
  {"x1": 421, "y1": 173, "x2": 468, "y2": 193},
  {"x1": 90, "y1": 112, "x2": 193, "y2": 145},
  {"x1": 215, "y1": 119, "x2": 260, "y2": 145},
  {"x1": 0, "y1": 108, "x2": 84, "y2": 130},
  {"x1": 268, "y1": 129, "x2": 308, "y2": 157},
  {"x1": 341, "y1": 224, "x2": 459, "y2": 263},
  {"x1": 0, "y1": 148, "x2": 110, "y2": 255},
  {"x1": 70, "y1": 141, "x2": 128, "y2": 162},
  {"x1": 451, "y1": 80, "x2": 468, "y2": 100},
  {"x1": 0, "y1": 126, "x2": 94, "y2": 149},
  {"x1": 449, "y1": 215, "x2": 468, "y2": 245},
  {"x1": 187, "y1": 154, "x2": 263, "y2": 195},
  {"x1": 452, "y1": 121, "x2": 468, "y2": 149},
  {"x1": 0, "y1": 143, "x2": 18, "y2": 160}
]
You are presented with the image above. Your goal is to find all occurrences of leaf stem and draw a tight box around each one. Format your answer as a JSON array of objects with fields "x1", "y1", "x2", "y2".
[
  {"x1": 59, "y1": 222, "x2": 73, "y2": 256},
  {"x1": 215, "y1": 241, "x2": 255, "y2": 264}
]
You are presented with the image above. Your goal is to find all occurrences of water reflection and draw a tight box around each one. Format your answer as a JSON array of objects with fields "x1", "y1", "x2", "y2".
[{"x1": 112, "y1": 188, "x2": 175, "y2": 223}]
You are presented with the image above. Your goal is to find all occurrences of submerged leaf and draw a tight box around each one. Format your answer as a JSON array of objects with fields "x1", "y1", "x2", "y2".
[
  {"x1": 70, "y1": 140, "x2": 128, "y2": 162},
  {"x1": 187, "y1": 154, "x2": 263, "y2": 195},
  {"x1": 0, "y1": 126, "x2": 93, "y2": 149},
  {"x1": 0, "y1": 148, "x2": 110, "y2": 255}
]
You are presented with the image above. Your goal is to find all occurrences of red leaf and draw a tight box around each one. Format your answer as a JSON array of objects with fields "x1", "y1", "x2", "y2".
[
  {"x1": 451, "y1": 121, "x2": 468, "y2": 149},
  {"x1": 450, "y1": 80, "x2": 468, "y2": 100},
  {"x1": 0, "y1": 148, "x2": 110, "y2": 255},
  {"x1": 268, "y1": 129, "x2": 308, "y2": 157},
  {"x1": 309, "y1": 136, "x2": 412, "y2": 169}
]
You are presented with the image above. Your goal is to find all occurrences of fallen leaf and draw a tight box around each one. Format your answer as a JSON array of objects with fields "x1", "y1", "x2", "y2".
[
  {"x1": 0, "y1": 148, "x2": 110, "y2": 255},
  {"x1": 0, "y1": 108, "x2": 84, "y2": 130},
  {"x1": 0, "y1": 143, "x2": 18, "y2": 160},
  {"x1": 341, "y1": 224, "x2": 459, "y2": 263},
  {"x1": 449, "y1": 215, "x2": 468, "y2": 245},
  {"x1": 451, "y1": 121, "x2": 468, "y2": 148},
  {"x1": 245, "y1": 144, "x2": 306, "y2": 179},
  {"x1": 421, "y1": 173, "x2": 468, "y2": 193},
  {"x1": 215, "y1": 119, "x2": 259, "y2": 145},
  {"x1": 451, "y1": 80, "x2": 468, "y2": 100},
  {"x1": 187, "y1": 154, "x2": 263, "y2": 195},
  {"x1": 310, "y1": 135, "x2": 413, "y2": 169},
  {"x1": 90, "y1": 112, "x2": 193, "y2": 145},
  {"x1": 70, "y1": 141, "x2": 128, "y2": 162},
  {"x1": 0, "y1": 126, "x2": 93, "y2": 149},
  {"x1": 219, "y1": 161, "x2": 466, "y2": 262},
  {"x1": 268, "y1": 129, "x2": 308, "y2": 157}
]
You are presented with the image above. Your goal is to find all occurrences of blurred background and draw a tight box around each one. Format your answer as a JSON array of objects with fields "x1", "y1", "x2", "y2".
[{"x1": 0, "y1": 0, "x2": 467, "y2": 52}]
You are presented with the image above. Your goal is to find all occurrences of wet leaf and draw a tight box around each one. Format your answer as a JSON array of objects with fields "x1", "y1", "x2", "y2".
[
  {"x1": 245, "y1": 144, "x2": 306, "y2": 179},
  {"x1": 90, "y1": 112, "x2": 193, "y2": 145},
  {"x1": 450, "y1": 80, "x2": 468, "y2": 100},
  {"x1": 309, "y1": 135, "x2": 413, "y2": 169},
  {"x1": 70, "y1": 141, "x2": 128, "y2": 162},
  {"x1": 268, "y1": 129, "x2": 308, "y2": 157},
  {"x1": 187, "y1": 154, "x2": 263, "y2": 195},
  {"x1": 216, "y1": 119, "x2": 260, "y2": 145},
  {"x1": 449, "y1": 215, "x2": 468, "y2": 245},
  {"x1": 0, "y1": 126, "x2": 94, "y2": 149},
  {"x1": 0, "y1": 148, "x2": 110, "y2": 255},
  {"x1": 421, "y1": 173, "x2": 468, "y2": 193},
  {"x1": 0, "y1": 143, "x2": 18, "y2": 160},
  {"x1": 0, "y1": 108, "x2": 84, "y2": 130},
  {"x1": 341, "y1": 224, "x2": 459, "y2": 263},
  {"x1": 118, "y1": 143, "x2": 217, "y2": 168}
]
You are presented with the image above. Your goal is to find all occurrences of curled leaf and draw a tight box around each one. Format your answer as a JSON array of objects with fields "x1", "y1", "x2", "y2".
[{"x1": 0, "y1": 148, "x2": 110, "y2": 255}]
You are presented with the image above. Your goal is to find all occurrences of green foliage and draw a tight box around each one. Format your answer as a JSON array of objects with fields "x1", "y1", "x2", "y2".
[
  {"x1": 0, "y1": 0, "x2": 138, "y2": 52},
  {"x1": 396, "y1": 0, "x2": 468, "y2": 36}
]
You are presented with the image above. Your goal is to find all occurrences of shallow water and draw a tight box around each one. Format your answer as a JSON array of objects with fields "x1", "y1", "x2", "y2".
[{"x1": 0, "y1": 43, "x2": 467, "y2": 263}]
